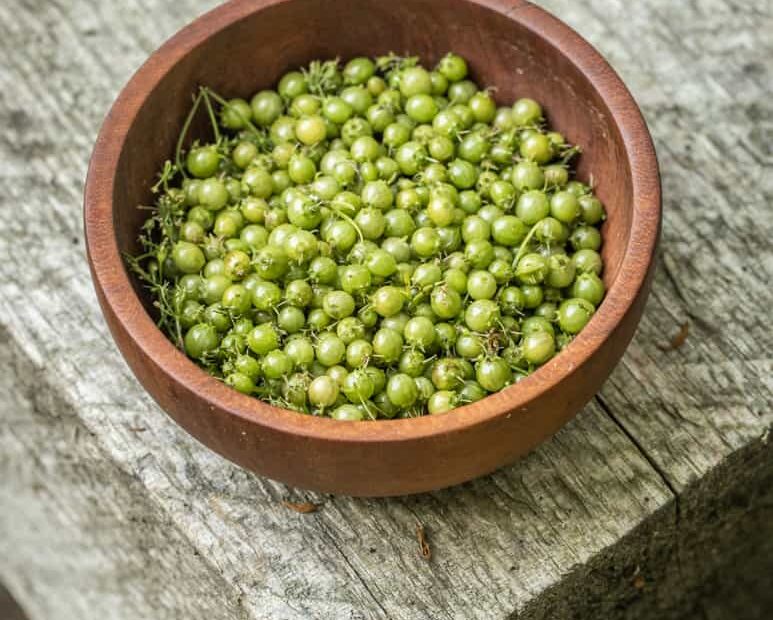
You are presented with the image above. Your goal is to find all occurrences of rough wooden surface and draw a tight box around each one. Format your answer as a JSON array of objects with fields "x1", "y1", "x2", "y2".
[{"x1": 0, "y1": 0, "x2": 771, "y2": 619}]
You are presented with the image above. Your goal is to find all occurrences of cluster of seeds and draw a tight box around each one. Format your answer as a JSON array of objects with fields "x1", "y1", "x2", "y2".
[{"x1": 127, "y1": 53, "x2": 606, "y2": 420}]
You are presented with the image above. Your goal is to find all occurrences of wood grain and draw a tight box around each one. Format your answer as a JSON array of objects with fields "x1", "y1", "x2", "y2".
[
  {"x1": 539, "y1": 0, "x2": 773, "y2": 493},
  {"x1": 0, "y1": 0, "x2": 771, "y2": 618},
  {"x1": 0, "y1": 327, "x2": 249, "y2": 620}
]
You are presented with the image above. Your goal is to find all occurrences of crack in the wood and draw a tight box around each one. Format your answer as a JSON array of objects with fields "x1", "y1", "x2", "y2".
[
  {"x1": 491, "y1": 475, "x2": 542, "y2": 516},
  {"x1": 658, "y1": 252, "x2": 717, "y2": 333},
  {"x1": 1, "y1": 324, "x2": 256, "y2": 620},
  {"x1": 596, "y1": 393, "x2": 690, "y2": 611},
  {"x1": 595, "y1": 394, "x2": 680, "y2": 512},
  {"x1": 315, "y1": 523, "x2": 391, "y2": 619}
]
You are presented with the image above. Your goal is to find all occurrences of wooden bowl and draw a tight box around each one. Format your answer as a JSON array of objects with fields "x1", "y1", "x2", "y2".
[{"x1": 84, "y1": 0, "x2": 660, "y2": 496}]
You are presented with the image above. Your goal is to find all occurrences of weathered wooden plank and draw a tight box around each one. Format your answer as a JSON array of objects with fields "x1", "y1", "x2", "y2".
[
  {"x1": 0, "y1": 325, "x2": 669, "y2": 620},
  {"x1": 0, "y1": 0, "x2": 771, "y2": 618},
  {"x1": 522, "y1": 436, "x2": 773, "y2": 620},
  {"x1": 0, "y1": 326, "x2": 249, "y2": 620},
  {"x1": 0, "y1": 1, "x2": 674, "y2": 618},
  {"x1": 538, "y1": 0, "x2": 773, "y2": 491}
]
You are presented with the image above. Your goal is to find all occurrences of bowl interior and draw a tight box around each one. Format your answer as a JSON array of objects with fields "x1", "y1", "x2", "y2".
[{"x1": 115, "y1": 0, "x2": 632, "y2": 317}]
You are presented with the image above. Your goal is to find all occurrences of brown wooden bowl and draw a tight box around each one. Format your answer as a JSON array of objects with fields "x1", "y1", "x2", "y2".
[{"x1": 84, "y1": 0, "x2": 660, "y2": 496}]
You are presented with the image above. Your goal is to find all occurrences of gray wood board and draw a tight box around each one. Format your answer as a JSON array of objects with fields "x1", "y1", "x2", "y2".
[{"x1": 0, "y1": 0, "x2": 770, "y2": 618}]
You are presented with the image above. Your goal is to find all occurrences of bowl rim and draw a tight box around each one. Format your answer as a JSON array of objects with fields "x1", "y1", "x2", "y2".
[{"x1": 84, "y1": 0, "x2": 660, "y2": 444}]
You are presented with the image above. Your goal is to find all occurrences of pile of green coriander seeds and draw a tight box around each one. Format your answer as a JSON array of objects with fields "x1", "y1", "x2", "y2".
[{"x1": 128, "y1": 53, "x2": 607, "y2": 420}]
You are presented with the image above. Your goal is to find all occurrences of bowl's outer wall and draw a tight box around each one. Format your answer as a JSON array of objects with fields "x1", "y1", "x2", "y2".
[{"x1": 86, "y1": 0, "x2": 661, "y2": 496}]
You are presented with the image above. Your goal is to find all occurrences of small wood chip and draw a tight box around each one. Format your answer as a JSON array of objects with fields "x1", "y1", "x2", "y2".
[
  {"x1": 282, "y1": 501, "x2": 320, "y2": 514},
  {"x1": 127, "y1": 426, "x2": 147, "y2": 432},
  {"x1": 657, "y1": 321, "x2": 689, "y2": 351},
  {"x1": 209, "y1": 496, "x2": 229, "y2": 521},
  {"x1": 416, "y1": 522, "x2": 431, "y2": 560}
]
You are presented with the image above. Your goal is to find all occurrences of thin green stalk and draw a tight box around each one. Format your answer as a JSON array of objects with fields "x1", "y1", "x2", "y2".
[
  {"x1": 200, "y1": 87, "x2": 221, "y2": 143},
  {"x1": 203, "y1": 86, "x2": 265, "y2": 140},
  {"x1": 329, "y1": 206, "x2": 365, "y2": 244},
  {"x1": 175, "y1": 91, "x2": 204, "y2": 180},
  {"x1": 513, "y1": 222, "x2": 540, "y2": 268}
]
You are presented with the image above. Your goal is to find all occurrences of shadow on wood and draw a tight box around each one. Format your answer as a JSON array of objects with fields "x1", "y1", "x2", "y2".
[
  {"x1": 0, "y1": 583, "x2": 28, "y2": 620},
  {"x1": 521, "y1": 437, "x2": 773, "y2": 620}
]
